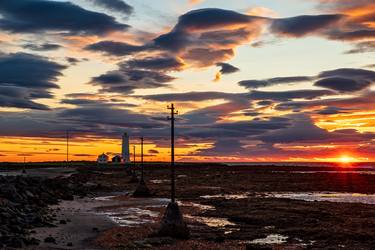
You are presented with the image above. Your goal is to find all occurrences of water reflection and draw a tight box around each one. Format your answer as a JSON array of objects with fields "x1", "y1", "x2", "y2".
[{"x1": 266, "y1": 192, "x2": 375, "y2": 204}]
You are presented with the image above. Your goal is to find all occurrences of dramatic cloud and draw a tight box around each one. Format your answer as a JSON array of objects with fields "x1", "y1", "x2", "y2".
[
  {"x1": 0, "y1": 0, "x2": 128, "y2": 35},
  {"x1": 216, "y1": 63, "x2": 240, "y2": 74},
  {"x1": 91, "y1": 67, "x2": 175, "y2": 94},
  {"x1": 270, "y1": 14, "x2": 342, "y2": 37},
  {"x1": 87, "y1": 0, "x2": 133, "y2": 15},
  {"x1": 125, "y1": 56, "x2": 185, "y2": 71},
  {"x1": 315, "y1": 68, "x2": 375, "y2": 92},
  {"x1": 91, "y1": 54, "x2": 184, "y2": 94},
  {"x1": 85, "y1": 41, "x2": 146, "y2": 56},
  {"x1": 23, "y1": 43, "x2": 62, "y2": 51},
  {"x1": 153, "y1": 8, "x2": 268, "y2": 67},
  {"x1": 139, "y1": 91, "x2": 243, "y2": 102},
  {"x1": 214, "y1": 62, "x2": 239, "y2": 81},
  {"x1": 275, "y1": 91, "x2": 375, "y2": 111},
  {"x1": 258, "y1": 114, "x2": 375, "y2": 145},
  {"x1": 239, "y1": 68, "x2": 375, "y2": 93},
  {"x1": 0, "y1": 53, "x2": 66, "y2": 109},
  {"x1": 239, "y1": 76, "x2": 311, "y2": 89},
  {"x1": 248, "y1": 89, "x2": 335, "y2": 101}
]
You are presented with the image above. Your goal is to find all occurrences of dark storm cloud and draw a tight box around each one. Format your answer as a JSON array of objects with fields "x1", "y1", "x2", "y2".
[
  {"x1": 184, "y1": 116, "x2": 291, "y2": 139},
  {"x1": 0, "y1": 53, "x2": 65, "y2": 89},
  {"x1": 0, "y1": 98, "x2": 169, "y2": 139},
  {"x1": 248, "y1": 89, "x2": 335, "y2": 101},
  {"x1": 125, "y1": 56, "x2": 185, "y2": 71},
  {"x1": 216, "y1": 63, "x2": 239, "y2": 74},
  {"x1": 315, "y1": 77, "x2": 371, "y2": 92},
  {"x1": 275, "y1": 91, "x2": 375, "y2": 111},
  {"x1": 258, "y1": 114, "x2": 375, "y2": 144},
  {"x1": 59, "y1": 106, "x2": 165, "y2": 129},
  {"x1": 87, "y1": 0, "x2": 133, "y2": 15},
  {"x1": 239, "y1": 76, "x2": 311, "y2": 89},
  {"x1": 91, "y1": 67, "x2": 175, "y2": 94},
  {"x1": 325, "y1": 29, "x2": 375, "y2": 41},
  {"x1": 0, "y1": 53, "x2": 66, "y2": 110},
  {"x1": 139, "y1": 91, "x2": 244, "y2": 102},
  {"x1": 181, "y1": 101, "x2": 250, "y2": 125},
  {"x1": 153, "y1": 8, "x2": 267, "y2": 66},
  {"x1": 60, "y1": 97, "x2": 137, "y2": 108},
  {"x1": 23, "y1": 43, "x2": 62, "y2": 51},
  {"x1": 0, "y1": 0, "x2": 128, "y2": 35},
  {"x1": 257, "y1": 100, "x2": 273, "y2": 106},
  {"x1": 91, "y1": 54, "x2": 184, "y2": 94},
  {"x1": 270, "y1": 14, "x2": 343, "y2": 37},
  {"x1": 173, "y1": 8, "x2": 253, "y2": 31},
  {"x1": 85, "y1": 41, "x2": 146, "y2": 56},
  {"x1": 315, "y1": 106, "x2": 351, "y2": 115},
  {"x1": 315, "y1": 68, "x2": 375, "y2": 92}
]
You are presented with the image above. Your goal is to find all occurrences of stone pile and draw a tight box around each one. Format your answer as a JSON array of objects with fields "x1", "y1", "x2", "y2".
[{"x1": 0, "y1": 175, "x2": 88, "y2": 248}]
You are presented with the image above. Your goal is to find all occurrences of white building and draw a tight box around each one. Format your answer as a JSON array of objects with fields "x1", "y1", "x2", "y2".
[
  {"x1": 97, "y1": 153, "x2": 109, "y2": 164},
  {"x1": 122, "y1": 132, "x2": 130, "y2": 163}
]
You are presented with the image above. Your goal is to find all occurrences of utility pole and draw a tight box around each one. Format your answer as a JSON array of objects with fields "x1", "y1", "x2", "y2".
[
  {"x1": 133, "y1": 145, "x2": 136, "y2": 172},
  {"x1": 129, "y1": 144, "x2": 138, "y2": 183},
  {"x1": 157, "y1": 103, "x2": 189, "y2": 238},
  {"x1": 66, "y1": 130, "x2": 69, "y2": 168},
  {"x1": 141, "y1": 136, "x2": 144, "y2": 181},
  {"x1": 132, "y1": 136, "x2": 150, "y2": 197},
  {"x1": 167, "y1": 103, "x2": 178, "y2": 203}
]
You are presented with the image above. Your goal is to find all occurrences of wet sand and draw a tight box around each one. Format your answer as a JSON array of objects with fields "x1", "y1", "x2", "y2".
[{"x1": 5, "y1": 163, "x2": 375, "y2": 249}]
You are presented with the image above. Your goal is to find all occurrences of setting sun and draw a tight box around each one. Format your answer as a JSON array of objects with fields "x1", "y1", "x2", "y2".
[{"x1": 339, "y1": 155, "x2": 355, "y2": 164}]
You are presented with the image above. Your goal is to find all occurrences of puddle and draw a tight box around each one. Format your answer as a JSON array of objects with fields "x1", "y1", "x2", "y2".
[
  {"x1": 201, "y1": 193, "x2": 250, "y2": 200},
  {"x1": 178, "y1": 201, "x2": 215, "y2": 211},
  {"x1": 185, "y1": 214, "x2": 235, "y2": 228},
  {"x1": 94, "y1": 196, "x2": 169, "y2": 226},
  {"x1": 265, "y1": 192, "x2": 375, "y2": 204},
  {"x1": 101, "y1": 207, "x2": 159, "y2": 226},
  {"x1": 248, "y1": 234, "x2": 288, "y2": 245},
  {"x1": 149, "y1": 179, "x2": 169, "y2": 184}
]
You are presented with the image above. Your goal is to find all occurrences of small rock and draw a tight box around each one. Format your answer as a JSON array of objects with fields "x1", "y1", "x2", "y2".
[{"x1": 44, "y1": 236, "x2": 56, "y2": 244}]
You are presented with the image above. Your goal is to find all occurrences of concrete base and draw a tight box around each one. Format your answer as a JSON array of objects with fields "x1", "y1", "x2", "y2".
[
  {"x1": 132, "y1": 178, "x2": 151, "y2": 197},
  {"x1": 156, "y1": 202, "x2": 190, "y2": 239},
  {"x1": 129, "y1": 173, "x2": 139, "y2": 183}
]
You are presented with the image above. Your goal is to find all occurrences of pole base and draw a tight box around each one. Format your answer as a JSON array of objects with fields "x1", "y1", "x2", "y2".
[
  {"x1": 132, "y1": 178, "x2": 151, "y2": 197},
  {"x1": 129, "y1": 173, "x2": 139, "y2": 183},
  {"x1": 156, "y1": 202, "x2": 190, "y2": 239}
]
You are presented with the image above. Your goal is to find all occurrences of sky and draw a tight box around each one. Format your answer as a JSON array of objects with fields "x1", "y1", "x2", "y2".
[{"x1": 0, "y1": 0, "x2": 374, "y2": 162}]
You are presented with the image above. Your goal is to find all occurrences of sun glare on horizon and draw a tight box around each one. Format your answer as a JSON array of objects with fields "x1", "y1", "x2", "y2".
[{"x1": 338, "y1": 155, "x2": 356, "y2": 164}]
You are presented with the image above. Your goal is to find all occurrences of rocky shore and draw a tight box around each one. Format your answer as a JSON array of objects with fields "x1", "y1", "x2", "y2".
[
  {"x1": 0, "y1": 174, "x2": 89, "y2": 248},
  {"x1": 0, "y1": 163, "x2": 375, "y2": 249}
]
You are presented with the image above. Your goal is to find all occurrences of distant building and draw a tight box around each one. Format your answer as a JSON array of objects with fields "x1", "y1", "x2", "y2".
[
  {"x1": 97, "y1": 153, "x2": 109, "y2": 164},
  {"x1": 112, "y1": 155, "x2": 122, "y2": 163},
  {"x1": 122, "y1": 132, "x2": 130, "y2": 163}
]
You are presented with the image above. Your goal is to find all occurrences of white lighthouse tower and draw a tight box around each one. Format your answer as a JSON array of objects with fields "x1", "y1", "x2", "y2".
[{"x1": 122, "y1": 132, "x2": 130, "y2": 163}]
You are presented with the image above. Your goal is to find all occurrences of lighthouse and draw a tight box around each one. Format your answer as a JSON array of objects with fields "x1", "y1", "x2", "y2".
[{"x1": 122, "y1": 132, "x2": 130, "y2": 163}]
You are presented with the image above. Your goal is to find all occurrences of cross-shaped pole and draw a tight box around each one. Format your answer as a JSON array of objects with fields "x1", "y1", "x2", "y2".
[{"x1": 167, "y1": 104, "x2": 178, "y2": 203}]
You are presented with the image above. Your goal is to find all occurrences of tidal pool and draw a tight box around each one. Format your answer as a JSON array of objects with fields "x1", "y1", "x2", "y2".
[
  {"x1": 265, "y1": 192, "x2": 375, "y2": 204},
  {"x1": 248, "y1": 234, "x2": 288, "y2": 245}
]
